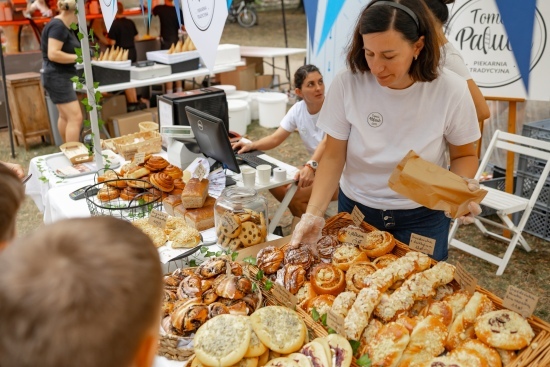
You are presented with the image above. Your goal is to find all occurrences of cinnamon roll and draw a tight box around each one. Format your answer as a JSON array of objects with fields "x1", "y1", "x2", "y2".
[
  {"x1": 331, "y1": 243, "x2": 369, "y2": 271},
  {"x1": 196, "y1": 258, "x2": 229, "y2": 279},
  {"x1": 177, "y1": 274, "x2": 203, "y2": 299},
  {"x1": 171, "y1": 300, "x2": 209, "y2": 333},
  {"x1": 170, "y1": 178, "x2": 186, "y2": 195},
  {"x1": 359, "y1": 231, "x2": 396, "y2": 258},
  {"x1": 144, "y1": 155, "x2": 169, "y2": 171},
  {"x1": 284, "y1": 243, "x2": 314, "y2": 271},
  {"x1": 310, "y1": 263, "x2": 346, "y2": 296},
  {"x1": 163, "y1": 164, "x2": 184, "y2": 179},
  {"x1": 201, "y1": 288, "x2": 219, "y2": 304},
  {"x1": 150, "y1": 172, "x2": 175, "y2": 192},
  {"x1": 257, "y1": 246, "x2": 285, "y2": 274},
  {"x1": 276, "y1": 264, "x2": 306, "y2": 295},
  {"x1": 208, "y1": 302, "x2": 230, "y2": 318},
  {"x1": 337, "y1": 225, "x2": 368, "y2": 247},
  {"x1": 295, "y1": 282, "x2": 317, "y2": 309},
  {"x1": 345, "y1": 261, "x2": 378, "y2": 293},
  {"x1": 214, "y1": 275, "x2": 252, "y2": 300},
  {"x1": 316, "y1": 235, "x2": 340, "y2": 263}
]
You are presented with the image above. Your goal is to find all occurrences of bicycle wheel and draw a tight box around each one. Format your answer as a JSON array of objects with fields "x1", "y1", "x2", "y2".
[{"x1": 237, "y1": 8, "x2": 257, "y2": 28}]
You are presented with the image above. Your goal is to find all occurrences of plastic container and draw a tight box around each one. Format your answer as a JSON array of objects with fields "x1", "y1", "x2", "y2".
[
  {"x1": 248, "y1": 92, "x2": 262, "y2": 121},
  {"x1": 215, "y1": 84, "x2": 236, "y2": 95},
  {"x1": 257, "y1": 92, "x2": 288, "y2": 128},
  {"x1": 226, "y1": 91, "x2": 251, "y2": 125},
  {"x1": 228, "y1": 99, "x2": 249, "y2": 136},
  {"x1": 214, "y1": 186, "x2": 268, "y2": 249}
]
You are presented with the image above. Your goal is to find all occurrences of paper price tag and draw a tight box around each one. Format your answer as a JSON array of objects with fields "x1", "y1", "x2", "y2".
[
  {"x1": 344, "y1": 228, "x2": 368, "y2": 246},
  {"x1": 194, "y1": 164, "x2": 207, "y2": 181},
  {"x1": 327, "y1": 310, "x2": 346, "y2": 336},
  {"x1": 221, "y1": 212, "x2": 240, "y2": 234},
  {"x1": 133, "y1": 152, "x2": 146, "y2": 165},
  {"x1": 454, "y1": 262, "x2": 477, "y2": 295},
  {"x1": 503, "y1": 285, "x2": 539, "y2": 318},
  {"x1": 351, "y1": 205, "x2": 365, "y2": 227},
  {"x1": 148, "y1": 209, "x2": 168, "y2": 229},
  {"x1": 271, "y1": 283, "x2": 298, "y2": 309},
  {"x1": 409, "y1": 233, "x2": 435, "y2": 255}
]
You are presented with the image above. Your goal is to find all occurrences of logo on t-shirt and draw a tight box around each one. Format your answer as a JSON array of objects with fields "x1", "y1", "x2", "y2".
[{"x1": 367, "y1": 112, "x2": 383, "y2": 127}]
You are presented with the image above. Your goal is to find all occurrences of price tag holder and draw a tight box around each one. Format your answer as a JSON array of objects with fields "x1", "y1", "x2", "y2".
[
  {"x1": 327, "y1": 310, "x2": 346, "y2": 336},
  {"x1": 148, "y1": 209, "x2": 168, "y2": 229},
  {"x1": 271, "y1": 283, "x2": 298, "y2": 309},
  {"x1": 409, "y1": 233, "x2": 435, "y2": 255},
  {"x1": 133, "y1": 152, "x2": 146, "y2": 165},
  {"x1": 343, "y1": 227, "x2": 368, "y2": 246},
  {"x1": 221, "y1": 212, "x2": 240, "y2": 234},
  {"x1": 503, "y1": 285, "x2": 539, "y2": 318},
  {"x1": 351, "y1": 205, "x2": 365, "y2": 227},
  {"x1": 194, "y1": 164, "x2": 207, "y2": 181},
  {"x1": 454, "y1": 262, "x2": 477, "y2": 295}
]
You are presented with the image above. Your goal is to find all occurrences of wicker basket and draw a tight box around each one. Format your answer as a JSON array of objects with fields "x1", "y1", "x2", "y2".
[
  {"x1": 255, "y1": 212, "x2": 550, "y2": 367},
  {"x1": 157, "y1": 266, "x2": 264, "y2": 361},
  {"x1": 102, "y1": 131, "x2": 162, "y2": 160},
  {"x1": 139, "y1": 121, "x2": 159, "y2": 132}
]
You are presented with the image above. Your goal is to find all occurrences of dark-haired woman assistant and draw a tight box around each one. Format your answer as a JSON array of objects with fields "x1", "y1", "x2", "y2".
[{"x1": 290, "y1": 0, "x2": 481, "y2": 261}]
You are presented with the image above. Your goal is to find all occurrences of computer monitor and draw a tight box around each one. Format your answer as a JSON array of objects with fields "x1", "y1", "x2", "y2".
[{"x1": 185, "y1": 106, "x2": 241, "y2": 174}]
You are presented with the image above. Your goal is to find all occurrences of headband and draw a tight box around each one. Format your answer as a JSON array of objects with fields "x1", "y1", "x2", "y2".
[{"x1": 371, "y1": 1, "x2": 420, "y2": 29}]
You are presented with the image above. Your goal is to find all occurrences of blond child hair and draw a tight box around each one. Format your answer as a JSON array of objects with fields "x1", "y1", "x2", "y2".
[
  {"x1": 0, "y1": 163, "x2": 25, "y2": 247},
  {"x1": 0, "y1": 217, "x2": 163, "y2": 367}
]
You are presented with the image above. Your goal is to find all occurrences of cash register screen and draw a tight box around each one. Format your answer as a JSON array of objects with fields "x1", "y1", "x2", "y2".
[
  {"x1": 158, "y1": 99, "x2": 174, "y2": 149},
  {"x1": 185, "y1": 106, "x2": 241, "y2": 174}
]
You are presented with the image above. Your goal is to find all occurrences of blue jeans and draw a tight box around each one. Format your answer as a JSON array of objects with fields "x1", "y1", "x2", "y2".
[{"x1": 338, "y1": 189, "x2": 451, "y2": 261}]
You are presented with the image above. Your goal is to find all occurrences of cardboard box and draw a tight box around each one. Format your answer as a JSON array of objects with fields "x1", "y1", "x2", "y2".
[
  {"x1": 256, "y1": 74, "x2": 274, "y2": 90},
  {"x1": 142, "y1": 107, "x2": 158, "y2": 123},
  {"x1": 244, "y1": 56, "x2": 264, "y2": 75},
  {"x1": 100, "y1": 94, "x2": 127, "y2": 123},
  {"x1": 108, "y1": 110, "x2": 156, "y2": 137},
  {"x1": 235, "y1": 235, "x2": 291, "y2": 261},
  {"x1": 219, "y1": 64, "x2": 256, "y2": 91}
]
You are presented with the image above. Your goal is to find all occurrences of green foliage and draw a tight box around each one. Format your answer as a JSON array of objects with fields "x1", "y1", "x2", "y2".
[
  {"x1": 311, "y1": 307, "x2": 320, "y2": 321},
  {"x1": 349, "y1": 340, "x2": 360, "y2": 355},
  {"x1": 356, "y1": 355, "x2": 372, "y2": 367},
  {"x1": 243, "y1": 256, "x2": 257, "y2": 265}
]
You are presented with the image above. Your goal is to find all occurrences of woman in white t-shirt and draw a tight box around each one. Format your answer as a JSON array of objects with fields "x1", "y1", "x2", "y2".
[
  {"x1": 232, "y1": 65, "x2": 338, "y2": 218},
  {"x1": 290, "y1": 0, "x2": 482, "y2": 261},
  {"x1": 425, "y1": 0, "x2": 490, "y2": 122}
]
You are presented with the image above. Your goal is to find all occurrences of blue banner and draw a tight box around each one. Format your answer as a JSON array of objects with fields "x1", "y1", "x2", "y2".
[{"x1": 303, "y1": 0, "x2": 318, "y2": 48}]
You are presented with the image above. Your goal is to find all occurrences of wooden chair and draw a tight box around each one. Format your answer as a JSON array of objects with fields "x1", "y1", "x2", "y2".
[{"x1": 448, "y1": 130, "x2": 550, "y2": 275}]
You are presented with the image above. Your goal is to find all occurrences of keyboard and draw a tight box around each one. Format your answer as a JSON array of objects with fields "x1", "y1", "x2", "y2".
[{"x1": 235, "y1": 151, "x2": 279, "y2": 171}]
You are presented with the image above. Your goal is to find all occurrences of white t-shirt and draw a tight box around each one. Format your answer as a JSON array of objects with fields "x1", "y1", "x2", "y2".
[
  {"x1": 441, "y1": 42, "x2": 472, "y2": 80},
  {"x1": 280, "y1": 100, "x2": 325, "y2": 155},
  {"x1": 317, "y1": 68, "x2": 480, "y2": 210}
]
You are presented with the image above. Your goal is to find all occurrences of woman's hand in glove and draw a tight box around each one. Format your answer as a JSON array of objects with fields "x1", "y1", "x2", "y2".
[
  {"x1": 289, "y1": 213, "x2": 325, "y2": 246},
  {"x1": 457, "y1": 178, "x2": 482, "y2": 225}
]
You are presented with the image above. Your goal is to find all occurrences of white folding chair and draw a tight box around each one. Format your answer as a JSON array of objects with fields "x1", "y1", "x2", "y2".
[{"x1": 448, "y1": 130, "x2": 550, "y2": 275}]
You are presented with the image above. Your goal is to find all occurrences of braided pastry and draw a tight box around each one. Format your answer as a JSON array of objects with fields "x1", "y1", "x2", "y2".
[
  {"x1": 284, "y1": 243, "x2": 314, "y2": 271},
  {"x1": 276, "y1": 264, "x2": 306, "y2": 295},
  {"x1": 359, "y1": 230, "x2": 395, "y2": 257},
  {"x1": 257, "y1": 246, "x2": 284, "y2": 274}
]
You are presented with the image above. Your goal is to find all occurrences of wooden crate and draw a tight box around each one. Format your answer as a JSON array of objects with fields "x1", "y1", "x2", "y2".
[{"x1": 6, "y1": 72, "x2": 53, "y2": 150}]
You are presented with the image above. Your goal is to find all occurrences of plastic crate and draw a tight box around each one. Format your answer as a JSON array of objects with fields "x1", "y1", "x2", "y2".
[
  {"x1": 516, "y1": 170, "x2": 550, "y2": 209},
  {"x1": 521, "y1": 118, "x2": 550, "y2": 142},
  {"x1": 522, "y1": 203, "x2": 550, "y2": 241}
]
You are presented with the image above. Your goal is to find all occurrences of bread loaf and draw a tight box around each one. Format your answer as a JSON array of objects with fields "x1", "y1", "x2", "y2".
[
  {"x1": 185, "y1": 196, "x2": 216, "y2": 231},
  {"x1": 163, "y1": 195, "x2": 182, "y2": 216},
  {"x1": 181, "y1": 178, "x2": 209, "y2": 208}
]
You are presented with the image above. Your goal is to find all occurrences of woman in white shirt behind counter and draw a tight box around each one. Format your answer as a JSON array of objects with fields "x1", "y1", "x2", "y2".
[{"x1": 232, "y1": 65, "x2": 338, "y2": 220}]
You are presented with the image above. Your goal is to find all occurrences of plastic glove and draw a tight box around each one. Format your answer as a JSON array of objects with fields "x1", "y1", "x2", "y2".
[
  {"x1": 456, "y1": 178, "x2": 482, "y2": 225},
  {"x1": 289, "y1": 213, "x2": 325, "y2": 246}
]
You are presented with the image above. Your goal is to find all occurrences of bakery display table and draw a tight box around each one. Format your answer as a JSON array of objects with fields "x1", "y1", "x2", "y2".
[{"x1": 26, "y1": 151, "x2": 298, "y2": 232}]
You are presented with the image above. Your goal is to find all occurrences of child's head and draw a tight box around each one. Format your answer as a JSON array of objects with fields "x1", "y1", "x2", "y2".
[
  {"x1": 57, "y1": 0, "x2": 76, "y2": 11},
  {"x1": 117, "y1": 1, "x2": 124, "y2": 15},
  {"x1": 293, "y1": 64, "x2": 325, "y2": 103},
  {"x1": 0, "y1": 163, "x2": 25, "y2": 247},
  {"x1": 0, "y1": 217, "x2": 163, "y2": 367}
]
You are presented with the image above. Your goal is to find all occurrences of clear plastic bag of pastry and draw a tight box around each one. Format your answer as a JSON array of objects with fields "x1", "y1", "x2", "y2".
[{"x1": 215, "y1": 187, "x2": 268, "y2": 251}]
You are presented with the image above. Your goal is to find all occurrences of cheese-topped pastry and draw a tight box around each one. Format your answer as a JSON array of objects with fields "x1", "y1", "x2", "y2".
[{"x1": 250, "y1": 306, "x2": 306, "y2": 354}]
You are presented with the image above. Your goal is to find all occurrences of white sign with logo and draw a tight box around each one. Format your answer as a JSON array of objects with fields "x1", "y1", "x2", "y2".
[
  {"x1": 181, "y1": 0, "x2": 228, "y2": 72},
  {"x1": 446, "y1": 0, "x2": 550, "y2": 100}
]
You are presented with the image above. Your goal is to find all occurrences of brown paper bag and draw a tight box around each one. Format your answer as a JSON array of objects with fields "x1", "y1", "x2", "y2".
[{"x1": 388, "y1": 150, "x2": 487, "y2": 218}]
